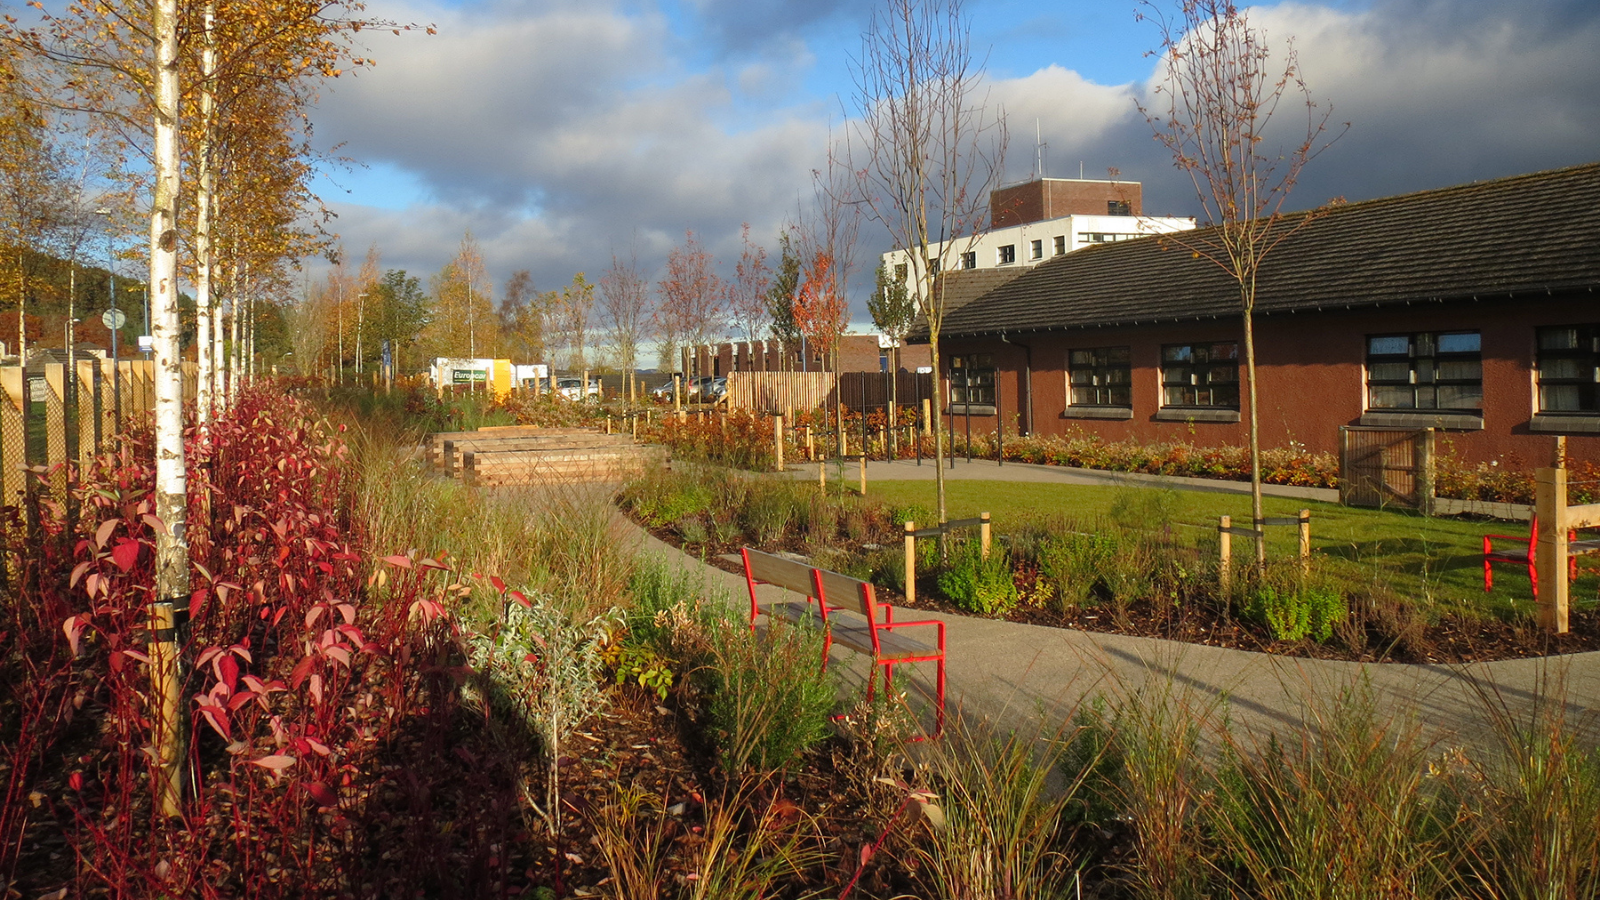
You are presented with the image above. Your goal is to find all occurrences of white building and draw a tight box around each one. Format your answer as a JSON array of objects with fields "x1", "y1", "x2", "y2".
[{"x1": 880, "y1": 177, "x2": 1195, "y2": 279}]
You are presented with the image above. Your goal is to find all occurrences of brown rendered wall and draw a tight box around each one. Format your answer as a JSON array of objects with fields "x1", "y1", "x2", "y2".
[
  {"x1": 691, "y1": 336, "x2": 932, "y2": 374},
  {"x1": 990, "y1": 179, "x2": 1144, "y2": 228},
  {"x1": 938, "y1": 294, "x2": 1600, "y2": 467}
]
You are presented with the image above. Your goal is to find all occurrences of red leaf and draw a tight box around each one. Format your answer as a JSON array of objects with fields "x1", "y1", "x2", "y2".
[
  {"x1": 196, "y1": 704, "x2": 231, "y2": 741},
  {"x1": 490, "y1": 575, "x2": 506, "y2": 594},
  {"x1": 141, "y1": 513, "x2": 167, "y2": 536},
  {"x1": 94, "y1": 518, "x2": 119, "y2": 550},
  {"x1": 69, "y1": 560, "x2": 93, "y2": 589},
  {"x1": 62, "y1": 615, "x2": 86, "y2": 657},
  {"x1": 68, "y1": 772, "x2": 82, "y2": 792},
  {"x1": 289, "y1": 655, "x2": 317, "y2": 689},
  {"x1": 302, "y1": 781, "x2": 338, "y2": 808},
  {"x1": 250, "y1": 753, "x2": 296, "y2": 771},
  {"x1": 380, "y1": 554, "x2": 413, "y2": 570},
  {"x1": 509, "y1": 590, "x2": 530, "y2": 608},
  {"x1": 111, "y1": 539, "x2": 140, "y2": 572}
]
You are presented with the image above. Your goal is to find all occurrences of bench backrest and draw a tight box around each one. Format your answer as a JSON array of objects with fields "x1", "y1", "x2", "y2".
[{"x1": 741, "y1": 547, "x2": 879, "y2": 625}]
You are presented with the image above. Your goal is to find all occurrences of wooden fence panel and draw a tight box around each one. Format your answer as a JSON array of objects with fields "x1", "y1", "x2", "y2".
[
  {"x1": 0, "y1": 368, "x2": 24, "y2": 507},
  {"x1": 43, "y1": 363, "x2": 67, "y2": 499},
  {"x1": 1339, "y1": 426, "x2": 1434, "y2": 511},
  {"x1": 725, "y1": 371, "x2": 834, "y2": 412},
  {"x1": 77, "y1": 359, "x2": 99, "y2": 467}
]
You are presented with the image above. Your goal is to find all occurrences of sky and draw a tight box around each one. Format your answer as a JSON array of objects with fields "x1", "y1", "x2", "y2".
[{"x1": 305, "y1": 0, "x2": 1600, "y2": 330}]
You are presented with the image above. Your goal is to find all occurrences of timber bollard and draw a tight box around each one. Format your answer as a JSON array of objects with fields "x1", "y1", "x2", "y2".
[
  {"x1": 819, "y1": 457, "x2": 826, "y2": 490},
  {"x1": 773, "y1": 414, "x2": 785, "y2": 471},
  {"x1": 805, "y1": 426, "x2": 814, "y2": 461},
  {"x1": 980, "y1": 511, "x2": 991, "y2": 560},
  {"x1": 904, "y1": 521, "x2": 917, "y2": 606},
  {"x1": 859, "y1": 454, "x2": 867, "y2": 496},
  {"x1": 149, "y1": 600, "x2": 184, "y2": 817},
  {"x1": 1218, "y1": 515, "x2": 1232, "y2": 594},
  {"x1": 1298, "y1": 509, "x2": 1311, "y2": 571},
  {"x1": 921, "y1": 398, "x2": 932, "y2": 435}
]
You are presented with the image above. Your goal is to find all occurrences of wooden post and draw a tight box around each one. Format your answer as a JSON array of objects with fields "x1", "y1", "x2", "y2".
[
  {"x1": 1218, "y1": 515, "x2": 1233, "y2": 595},
  {"x1": 43, "y1": 363, "x2": 67, "y2": 500},
  {"x1": 1298, "y1": 509, "x2": 1311, "y2": 572},
  {"x1": 673, "y1": 374, "x2": 681, "y2": 412},
  {"x1": 605, "y1": 415, "x2": 612, "y2": 434},
  {"x1": 582, "y1": 368, "x2": 589, "y2": 401},
  {"x1": 773, "y1": 414, "x2": 784, "y2": 471},
  {"x1": 1535, "y1": 466, "x2": 1568, "y2": 634},
  {"x1": 904, "y1": 521, "x2": 916, "y2": 605},
  {"x1": 840, "y1": 428, "x2": 848, "y2": 458},
  {"x1": 463, "y1": 451, "x2": 477, "y2": 488},
  {"x1": 77, "y1": 359, "x2": 99, "y2": 466},
  {"x1": 859, "y1": 453, "x2": 867, "y2": 496},
  {"x1": 805, "y1": 425, "x2": 814, "y2": 461},
  {"x1": 818, "y1": 457, "x2": 826, "y2": 490},
  {"x1": 921, "y1": 398, "x2": 932, "y2": 435},
  {"x1": 980, "y1": 511, "x2": 991, "y2": 561},
  {"x1": 148, "y1": 599, "x2": 184, "y2": 816},
  {"x1": 1418, "y1": 428, "x2": 1436, "y2": 516}
]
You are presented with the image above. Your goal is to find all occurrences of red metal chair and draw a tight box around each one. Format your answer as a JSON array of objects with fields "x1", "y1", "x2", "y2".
[{"x1": 1483, "y1": 515, "x2": 1577, "y2": 600}]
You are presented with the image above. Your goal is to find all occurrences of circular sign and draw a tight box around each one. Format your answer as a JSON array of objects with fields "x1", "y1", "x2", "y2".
[{"x1": 101, "y1": 308, "x2": 127, "y2": 330}]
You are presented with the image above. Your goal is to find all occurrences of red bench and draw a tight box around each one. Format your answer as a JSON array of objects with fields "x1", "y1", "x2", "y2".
[
  {"x1": 1483, "y1": 515, "x2": 1581, "y2": 601},
  {"x1": 740, "y1": 547, "x2": 946, "y2": 737}
]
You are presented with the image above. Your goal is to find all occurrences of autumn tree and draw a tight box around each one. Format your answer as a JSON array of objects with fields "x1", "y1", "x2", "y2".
[
  {"x1": 554, "y1": 273, "x2": 596, "y2": 371},
  {"x1": 850, "y1": 0, "x2": 1006, "y2": 524},
  {"x1": 497, "y1": 269, "x2": 544, "y2": 362},
  {"x1": 655, "y1": 230, "x2": 723, "y2": 374},
  {"x1": 424, "y1": 231, "x2": 497, "y2": 360},
  {"x1": 726, "y1": 223, "x2": 771, "y2": 351},
  {"x1": 366, "y1": 268, "x2": 429, "y2": 375},
  {"x1": 600, "y1": 250, "x2": 652, "y2": 381},
  {"x1": 1141, "y1": 0, "x2": 1343, "y2": 564},
  {"x1": 0, "y1": 60, "x2": 69, "y2": 356},
  {"x1": 765, "y1": 231, "x2": 801, "y2": 369}
]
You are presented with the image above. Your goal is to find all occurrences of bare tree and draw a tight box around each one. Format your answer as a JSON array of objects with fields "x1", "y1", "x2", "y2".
[
  {"x1": 1140, "y1": 0, "x2": 1344, "y2": 564},
  {"x1": 600, "y1": 250, "x2": 652, "y2": 383},
  {"x1": 726, "y1": 223, "x2": 770, "y2": 350},
  {"x1": 849, "y1": 0, "x2": 1006, "y2": 524},
  {"x1": 655, "y1": 230, "x2": 723, "y2": 374}
]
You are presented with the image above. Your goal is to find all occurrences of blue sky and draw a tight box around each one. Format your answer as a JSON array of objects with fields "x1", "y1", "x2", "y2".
[{"x1": 306, "y1": 0, "x2": 1600, "y2": 331}]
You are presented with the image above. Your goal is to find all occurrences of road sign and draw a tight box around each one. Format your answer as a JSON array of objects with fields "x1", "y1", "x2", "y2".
[{"x1": 101, "y1": 309, "x2": 127, "y2": 330}]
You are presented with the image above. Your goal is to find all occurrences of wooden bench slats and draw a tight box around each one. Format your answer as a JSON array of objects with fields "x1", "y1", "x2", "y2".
[{"x1": 742, "y1": 546, "x2": 945, "y2": 736}]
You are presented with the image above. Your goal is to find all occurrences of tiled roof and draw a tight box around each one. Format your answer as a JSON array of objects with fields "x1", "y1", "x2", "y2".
[{"x1": 915, "y1": 162, "x2": 1600, "y2": 340}]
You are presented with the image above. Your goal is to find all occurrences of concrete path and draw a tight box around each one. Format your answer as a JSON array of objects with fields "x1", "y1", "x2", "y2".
[
  {"x1": 614, "y1": 510, "x2": 1599, "y2": 751},
  {"x1": 783, "y1": 456, "x2": 1340, "y2": 504}
]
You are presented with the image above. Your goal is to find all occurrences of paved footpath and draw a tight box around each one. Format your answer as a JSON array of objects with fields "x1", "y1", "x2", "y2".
[{"x1": 616, "y1": 464, "x2": 1598, "y2": 749}]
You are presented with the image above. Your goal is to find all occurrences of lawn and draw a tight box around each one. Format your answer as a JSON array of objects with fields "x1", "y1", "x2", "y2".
[{"x1": 865, "y1": 479, "x2": 1600, "y2": 620}]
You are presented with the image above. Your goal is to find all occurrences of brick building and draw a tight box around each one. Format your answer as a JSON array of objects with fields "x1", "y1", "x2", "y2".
[{"x1": 911, "y1": 163, "x2": 1600, "y2": 466}]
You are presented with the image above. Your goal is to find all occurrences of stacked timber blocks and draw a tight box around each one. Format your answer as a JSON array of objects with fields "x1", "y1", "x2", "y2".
[{"x1": 425, "y1": 425, "x2": 665, "y2": 487}]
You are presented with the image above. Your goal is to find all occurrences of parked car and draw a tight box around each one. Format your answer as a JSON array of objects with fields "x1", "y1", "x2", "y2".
[
  {"x1": 649, "y1": 375, "x2": 717, "y2": 401},
  {"x1": 703, "y1": 376, "x2": 727, "y2": 402},
  {"x1": 556, "y1": 377, "x2": 601, "y2": 401}
]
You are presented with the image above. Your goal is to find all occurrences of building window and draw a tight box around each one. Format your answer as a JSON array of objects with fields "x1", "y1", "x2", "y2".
[
  {"x1": 1537, "y1": 325, "x2": 1600, "y2": 413},
  {"x1": 1108, "y1": 200, "x2": 1131, "y2": 216},
  {"x1": 927, "y1": 257, "x2": 940, "y2": 276},
  {"x1": 1079, "y1": 232, "x2": 1140, "y2": 244},
  {"x1": 997, "y1": 244, "x2": 1016, "y2": 265},
  {"x1": 950, "y1": 354, "x2": 995, "y2": 406},
  {"x1": 1162, "y1": 342, "x2": 1239, "y2": 408},
  {"x1": 1053, "y1": 235, "x2": 1065, "y2": 255},
  {"x1": 1366, "y1": 331, "x2": 1482, "y2": 411},
  {"x1": 1030, "y1": 239, "x2": 1043, "y2": 260},
  {"x1": 961, "y1": 251, "x2": 976, "y2": 270},
  {"x1": 1068, "y1": 347, "x2": 1131, "y2": 407}
]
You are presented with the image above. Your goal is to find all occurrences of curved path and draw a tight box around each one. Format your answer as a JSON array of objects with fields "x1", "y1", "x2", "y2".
[
  {"x1": 623, "y1": 453, "x2": 1595, "y2": 746},
  {"x1": 618, "y1": 508, "x2": 1597, "y2": 752}
]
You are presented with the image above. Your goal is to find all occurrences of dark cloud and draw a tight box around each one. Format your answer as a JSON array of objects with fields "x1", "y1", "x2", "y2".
[
  {"x1": 681, "y1": 0, "x2": 856, "y2": 56},
  {"x1": 308, "y1": 0, "x2": 1600, "y2": 335}
]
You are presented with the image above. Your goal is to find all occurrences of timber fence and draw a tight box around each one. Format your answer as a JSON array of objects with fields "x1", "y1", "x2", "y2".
[{"x1": 0, "y1": 358, "x2": 196, "y2": 508}]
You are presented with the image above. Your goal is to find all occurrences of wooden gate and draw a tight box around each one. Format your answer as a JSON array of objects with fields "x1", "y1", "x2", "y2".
[{"x1": 1339, "y1": 426, "x2": 1435, "y2": 511}]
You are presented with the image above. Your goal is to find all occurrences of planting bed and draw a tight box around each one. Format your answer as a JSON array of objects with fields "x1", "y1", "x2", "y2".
[{"x1": 621, "y1": 465, "x2": 1600, "y2": 665}]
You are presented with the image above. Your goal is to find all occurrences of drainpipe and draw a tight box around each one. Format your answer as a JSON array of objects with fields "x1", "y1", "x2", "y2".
[{"x1": 999, "y1": 332, "x2": 1034, "y2": 436}]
